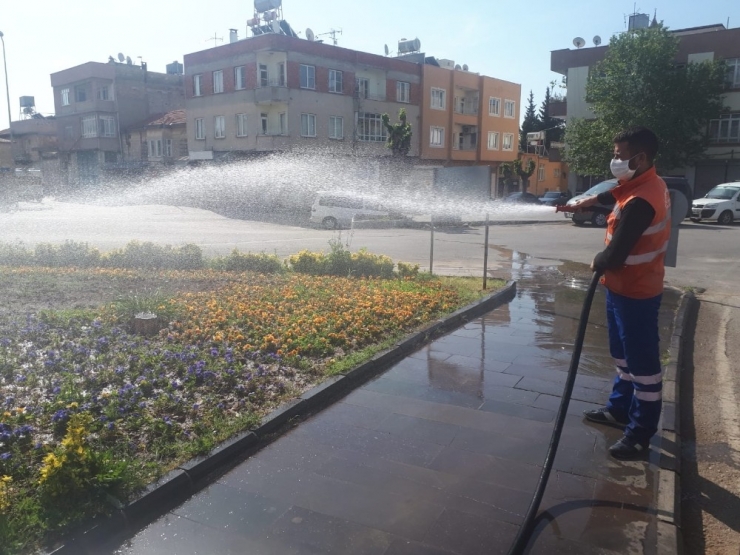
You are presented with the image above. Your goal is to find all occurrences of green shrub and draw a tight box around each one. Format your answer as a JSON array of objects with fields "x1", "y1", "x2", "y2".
[
  {"x1": 351, "y1": 248, "x2": 394, "y2": 278},
  {"x1": 0, "y1": 242, "x2": 33, "y2": 266},
  {"x1": 396, "y1": 261, "x2": 420, "y2": 279},
  {"x1": 33, "y1": 241, "x2": 102, "y2": 268},
  {"x1": 102, "y1": 241, "x2": 204, "y2": 270},
  {"x1": 287, "y1": 250, "x2": 328, "y2": 275},
  {"x1": 210, "y1": 249, "x2": 283, "y2": 274}
]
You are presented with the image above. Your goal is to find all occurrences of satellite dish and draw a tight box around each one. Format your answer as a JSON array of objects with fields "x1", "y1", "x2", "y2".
[
  {"x1": 593, "y1": 35, "x2": 602, "y2": 46},
  {"x1": 454, "y1": 64, "x2": 462, "y2": 70},
  {"x1": 384, "y1": 44, "x2": 389, "y2": 56},
  {"x1": 126, "y1": 56, "x2": 132, "y2": 65},
  {"x1": 573, "y1": 37, "x2": 585, "y2": 48},
  {"x1": 462, "y1": 64, "x2": 469, "y2": 71},
  {"x1": 117, "y1": 52, "x2": 125, "y2": 62},
  {"x1": 271, "y1": 20, "x2": 281, "y2": 34},
  {"x1": 306, "y1": 28, "x2": 315, "y2": 41}
]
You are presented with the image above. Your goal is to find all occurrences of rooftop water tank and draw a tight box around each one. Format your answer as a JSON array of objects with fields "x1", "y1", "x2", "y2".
[
  {"x1": 254, "y1": 0, "x2": 281, "y2": 13},
  {"x1": 20, "y1": 96, "x2": 35, "y2": 108},
  {"x1": 398, "y1": 38, "x2": 421, "y2": 54}
]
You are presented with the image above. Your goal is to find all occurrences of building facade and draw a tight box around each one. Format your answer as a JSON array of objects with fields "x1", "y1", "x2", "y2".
[
  {"x1": 419, "y1": 62, "x2": 520, "y2": 167},
  {"x1": 551, "y1": 23, "x2": 740, "y2": 197},
  {"x1": 183, "y1": 34, "x2": 422, "y2": 160},
  {"x1": 50, "y1": 61, "x2": 184, "y2": 185},
  {"x1": 126, "y1": 110, "x2": 188, "y2": 166}
]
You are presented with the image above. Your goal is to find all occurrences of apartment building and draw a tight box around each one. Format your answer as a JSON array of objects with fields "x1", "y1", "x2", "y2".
[
  {"x1": 183, "y1": 33, "x2": 422, "y2": 160},
  {"x1": 551, "y1": 23, "x2": 740, "y2": 196},
  {"x1": 50, "y1": 61, "x2": 184, "y2": 185},
  {"x1": 419, "y1": 62, "x2": 521, "y2": 168}
]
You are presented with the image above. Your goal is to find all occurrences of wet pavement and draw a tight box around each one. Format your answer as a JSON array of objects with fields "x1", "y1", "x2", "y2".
[{"x1": 101, "y1": 259, "x2": 680, "y2": 555}]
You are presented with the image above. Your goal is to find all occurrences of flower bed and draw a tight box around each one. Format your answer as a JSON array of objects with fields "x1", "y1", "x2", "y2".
[{"x1": 0, "y1": 265, "x2": 487, "y2": 554}]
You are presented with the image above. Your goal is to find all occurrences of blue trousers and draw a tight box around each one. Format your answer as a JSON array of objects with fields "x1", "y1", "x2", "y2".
[{"x1": 605, "y1": 289, "x2": 663, "y2": 443}]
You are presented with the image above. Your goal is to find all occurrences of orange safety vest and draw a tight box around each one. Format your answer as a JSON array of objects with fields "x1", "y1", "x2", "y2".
[{"x1": 602, "y1": 167, "x2": 671, "y2": 299}]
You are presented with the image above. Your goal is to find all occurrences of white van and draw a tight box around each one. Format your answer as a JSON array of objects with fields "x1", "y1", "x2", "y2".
[
  {"x1": 691, "y1": 183, "x2": 740, "y2": 225},
  {"x1": 309, "y1": 193, "x2": 391, "y2": 229}
]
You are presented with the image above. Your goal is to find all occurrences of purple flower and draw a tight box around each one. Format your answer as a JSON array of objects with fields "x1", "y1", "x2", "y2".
[{"x1": 0, "y1": 452, "x2": 11, "y2": 460}]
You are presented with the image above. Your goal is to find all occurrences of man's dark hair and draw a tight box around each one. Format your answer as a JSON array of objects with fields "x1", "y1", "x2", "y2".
[{"x1": 613, "y1": 126, "x2": 659, "y2": 162}]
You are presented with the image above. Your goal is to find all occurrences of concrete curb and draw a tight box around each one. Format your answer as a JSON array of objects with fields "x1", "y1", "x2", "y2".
[
  {"x1": 655, "y1": 289, "x2": 697, "y2": 555},
  {"x1": 47, "y1": 281, "x2": 517, "y2": 554},
  {"x1": 349, "y1": 219, "x2": 568, "y2": 229}
]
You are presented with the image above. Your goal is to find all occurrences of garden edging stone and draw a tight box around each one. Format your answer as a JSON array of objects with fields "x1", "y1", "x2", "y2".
[
  {"x1": 655, "y1": 289, "x2": 696, "y2": 555},
  {"x1": 45, "y1": 281, "x2": 517, "y2": 555}
]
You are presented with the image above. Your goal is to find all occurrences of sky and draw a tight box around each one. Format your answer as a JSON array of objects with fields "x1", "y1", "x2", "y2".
[{"x1": 1, "y1": 0, "x2": 739, "y2": 127}]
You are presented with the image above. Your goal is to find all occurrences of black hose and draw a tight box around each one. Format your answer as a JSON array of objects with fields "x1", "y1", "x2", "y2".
[{"x1": 506, "y1": 270, "x2": 603, "y2": 555}]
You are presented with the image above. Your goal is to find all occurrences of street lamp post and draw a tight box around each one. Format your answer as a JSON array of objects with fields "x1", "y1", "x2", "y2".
[{"x1": 0, "y1": 31, "x2": 13, "y2": 150}]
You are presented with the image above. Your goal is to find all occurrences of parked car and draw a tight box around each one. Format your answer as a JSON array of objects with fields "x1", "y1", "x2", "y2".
[
  {"x1": 564, "y1": 176, "x2": 692, "y2": 227},
  {"x1": 690, "y1": 183, "x2": 740, "y2": 225},
  {"x1": 539, "y1": 190, "x2": 571, "y2": 206},
  {"x1": 502, "y1": 192, "x2": 542, "y2": 204},
  {"x1": 309, "y1": 193, "x2": 395, "y2": 229}
]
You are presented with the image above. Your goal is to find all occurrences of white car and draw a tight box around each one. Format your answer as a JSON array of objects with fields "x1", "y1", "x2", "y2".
[
  {"x1": 691, "y1": 183, "x2": 740, "y2": 225},
  {"x1": 309, "y1": 193, "x2": 391, "y2": 229}
]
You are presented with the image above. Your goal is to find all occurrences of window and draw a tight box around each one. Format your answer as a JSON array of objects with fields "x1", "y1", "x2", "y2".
[
  {"x1": 300, "y1": 64, "x2": 315, "y2": 89},
  {"x1": 504, "y1": 99, "x2": 516, "y2": 118},
  {"x1": 156, "y1": 140, "x2": 162, "y2": 157},
  {"x1": 329, "y1": 69, "x2": 343, "y2": 93},
  {"x1": 98, "y1": 85, "x2": 112, "y2": 100},
  {"x1": 277, "y1": 62, "x2": 286, "y2": 86},
  {"x1": 81, "y1": 116, "x2": 97, "y2": 138},
  {"x1": 61, "y1": 88, "x2": 70, "y2": 106},
  {"x1": 75, "y1": 85, "x2": 88, "y2": 103},
  {"x1": 279, "y1": 112, "x2": 287, "y2": 135},
  {"x1": 396, "y1": 81, "x2": 410, "y2": 103},
  {"x1": 489, "y1": 97, "x2": 501, "y2": 116},
  {"x1": 487, "y1": 131, "x2": 499, "y2": 150},
  {"x1": 164, "y1": 139, "x2": 172, "y2": 157},
  {"x1": 430, "y1": 126, "x2": 445, "y2": 147},
  {"x1": 213, "y1": 70, "x2": 224, "y2": 94},
  {"x1": 193, "y1": 74, "x2": 202, "y2": 97},
  {"x1": 554, "y1": 168, "x2": 561, "y2": 178},
  {"x1": 726, "y1": 58, "x2": 740, "y2": 87},
  {"x1": 329, "y1": 116, "x2": 343, "y2": 139},
  {"x1": 301, "y1": 113, "x2": 316, "y2": 137},
  {"x1": 431, "y1": 88, "x2": 446, "y2": 110},
  {"x1": 214, "y1": 116, "x2": 226, "y2": 138},
  {"x1": 261, "y1": 113, "x2": 268, "y2": 134},
  {"x1": 236, "y1": 113, "x2": 248, "y2": 137},
  {"x1": 64, "y1": 125, "x2": 73, "y2": 138},
  {"x1": 357, "y1": 112, "x2": 386, "y2": 142},
  {"x1": 709, "y1": 113, "x2": 740, "y2": 143},
  {"x1": 259, "y1": 64, "x2": 269, "y2": 87},
  {"x1": 235, "y1": 66, "x2": 246, "y2": 90},
  {"x1": 356, "y1": 77, "x2": 369, "y2": 99},
  {"x1": 502, "y1": 133, "x2": 514, "y2": 151},
  {"x1": 538, "y1": 165, "x2": 545, "y2": 181},
  {"x1": 195, "y1": 117, "x2": 205, "y2": 140},
  {"x1": 100, "y1": 116, "x2": 116, "y2": 137}
]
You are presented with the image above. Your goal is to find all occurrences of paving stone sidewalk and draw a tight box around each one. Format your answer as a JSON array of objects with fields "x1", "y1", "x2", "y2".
[{"x1": 100, "y1": 270, "x2": 680, "y2": 555}]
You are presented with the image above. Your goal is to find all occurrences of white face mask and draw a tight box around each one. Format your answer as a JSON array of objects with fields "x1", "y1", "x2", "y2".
[{"x1": 610, "y1": 154, "x2": 641, "y2": 181}]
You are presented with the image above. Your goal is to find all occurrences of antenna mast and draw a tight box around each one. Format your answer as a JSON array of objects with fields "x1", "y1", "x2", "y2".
[
  {"x1": 319, "y1": 28, "x2": 342, "y2": 46},
  {"x1": 207, "y1": 33, "x2": 224, "y2": 47}
]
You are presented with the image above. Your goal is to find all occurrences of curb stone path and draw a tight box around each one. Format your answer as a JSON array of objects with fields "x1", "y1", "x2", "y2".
[{"x1": 47, "y1": 283, "x2": 518, "y2": 555}]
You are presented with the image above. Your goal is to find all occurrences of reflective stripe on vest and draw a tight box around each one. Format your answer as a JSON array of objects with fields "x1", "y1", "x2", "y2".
[{"x1": 624, "y1": 240, "x2": 668, "y2": 265}]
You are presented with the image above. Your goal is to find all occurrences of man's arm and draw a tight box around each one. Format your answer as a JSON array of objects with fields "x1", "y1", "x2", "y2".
[{"x1": 592, "y1": 198, "x2": 655, "y2": 271}]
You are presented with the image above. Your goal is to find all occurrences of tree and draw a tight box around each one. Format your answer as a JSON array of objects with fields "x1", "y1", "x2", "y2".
[
  {"x1": 382, "y1": 108, "x2": 412, "y2": 157},
  {"x1": 565, "y1": 26, "x2": 726, "y2": 176},
  {"x1": 537, "y1": 87, "x2": 564, "y2": 149},
  {"x1": 513, "y1": 158, "x2": 536, "y2": 192},
  {"x1": 519, "y1": 90, "x2": 540, "y2": 152}
]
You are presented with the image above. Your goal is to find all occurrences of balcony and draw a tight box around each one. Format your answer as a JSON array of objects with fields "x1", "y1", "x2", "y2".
[
  {"x1": 356, "y1": 91, "x2": 387, "y2": 102},
  {"x1": 255, "y1": 84, "x2": 290, "y2": 105},
  {"x1": 549, "y1": 99, "x2": 567, "y2": 118},
  {"x1": 454, "y1": 99, "x2": 479, "y2": 116}
]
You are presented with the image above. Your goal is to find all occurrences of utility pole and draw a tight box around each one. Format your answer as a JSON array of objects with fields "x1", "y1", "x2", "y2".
[
  {"x1": 319, "y1": 28, "x2": 342, "y2": 46},
  {"x1": 0, "y1": 31, "x2": 13, "y2": 151}
]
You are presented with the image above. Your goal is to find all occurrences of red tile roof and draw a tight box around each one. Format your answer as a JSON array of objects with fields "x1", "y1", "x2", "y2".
[{"x1": 131, "y1": 110, "x2": 186, "y2": 129}]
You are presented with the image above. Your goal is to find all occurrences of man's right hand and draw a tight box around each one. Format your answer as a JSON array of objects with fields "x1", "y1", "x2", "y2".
[{"x1": 565, "y1": 195, "x2": 599, "y2": 212}]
